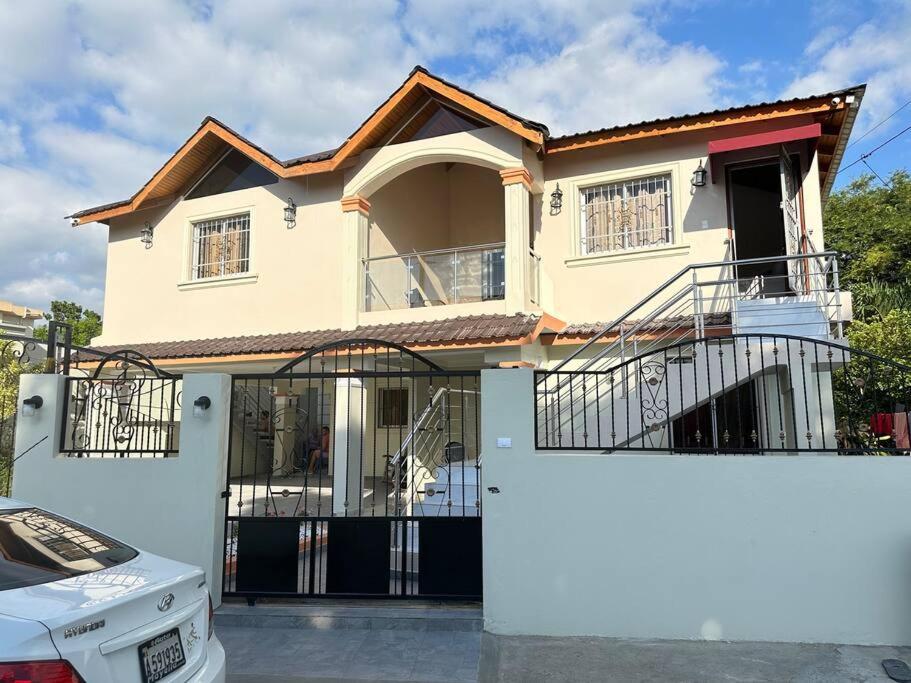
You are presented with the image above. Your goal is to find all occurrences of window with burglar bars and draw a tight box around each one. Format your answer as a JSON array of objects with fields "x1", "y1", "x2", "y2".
[
  {"x1": 191, "y1": 213, "x2": 251, "y2": 280},
  {"x1": 580, "y1": 174, "x2": 673, "y2": 255}
]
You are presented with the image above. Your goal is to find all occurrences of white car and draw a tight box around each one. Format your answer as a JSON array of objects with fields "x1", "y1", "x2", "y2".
[{"x1": 0, "y1": 497, "x2": 225, "y2": 682}]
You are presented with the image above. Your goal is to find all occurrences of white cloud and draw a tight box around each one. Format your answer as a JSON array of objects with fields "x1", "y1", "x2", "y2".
[
  {"x1": 784, "y1": 8, "x2": 911, "y2": 136},
  {"x1": 0, "y1": 164, "x2": 108, "y2": 311},
  {"x1": 466, "y1": 12, "x2": 726, "y2": 136},
  {"x1": 0, "y1": 0, "x2": 734, "y2": 316},
  {"x1": 0, "y1": 120, "x2": 25, "y2": 161}
]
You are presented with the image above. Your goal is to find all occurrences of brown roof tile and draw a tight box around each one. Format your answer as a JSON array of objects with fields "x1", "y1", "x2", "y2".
[
  {"x1": 556, "y1": 312, "x2": 731, "y2": 338},
  {"x1": 90, "y1": 313, "x2": 540, "y2": 360}
]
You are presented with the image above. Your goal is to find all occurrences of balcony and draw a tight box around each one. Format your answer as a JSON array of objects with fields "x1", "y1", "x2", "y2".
[{"x1": 363, "y1": 243, "x2": 506, "y2": 312}]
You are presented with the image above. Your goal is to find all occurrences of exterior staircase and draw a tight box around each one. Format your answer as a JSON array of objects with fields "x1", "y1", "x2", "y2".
[{"x1": 537, "y1": 251, "x2": 848, "y2": 452}]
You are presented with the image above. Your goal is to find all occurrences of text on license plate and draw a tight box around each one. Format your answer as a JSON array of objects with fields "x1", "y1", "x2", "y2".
[{"x1": 138, "y1": 627, "x2": 186, "y2": 683}]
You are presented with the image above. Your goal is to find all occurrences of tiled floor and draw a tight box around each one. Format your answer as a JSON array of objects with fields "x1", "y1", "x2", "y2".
[{"x1": 219, "y1": 625, "x2": 480, "y2": 682}]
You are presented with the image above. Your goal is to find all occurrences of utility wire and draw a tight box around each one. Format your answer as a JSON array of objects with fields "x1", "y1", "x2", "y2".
[
  {"x1": 846, "y1": 97, "x2": 911, "y2": 149},
  {"x1": 862, "y1": 159, "x2": 891, "y2": 187},
  {"x1": 837, "y1": 121, "x2": 911, "y2": 175}
]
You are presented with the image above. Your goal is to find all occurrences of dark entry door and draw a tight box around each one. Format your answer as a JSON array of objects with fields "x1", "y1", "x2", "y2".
[{"x1": 728, "y1": 161, "x2": 790, "y2": 295}]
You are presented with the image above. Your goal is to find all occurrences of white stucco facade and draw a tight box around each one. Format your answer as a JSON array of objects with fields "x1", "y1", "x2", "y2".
[{"x1": 481, "y1": 368, "x2": 911, "y2": 646}]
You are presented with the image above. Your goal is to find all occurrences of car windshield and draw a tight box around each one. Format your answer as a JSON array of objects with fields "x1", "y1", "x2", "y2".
[{"x1": 0, "y1": 507, "x2": 138, "y2": 591}]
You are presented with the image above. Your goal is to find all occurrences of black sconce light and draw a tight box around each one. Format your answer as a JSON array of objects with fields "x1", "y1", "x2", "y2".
[
  {"x1": 193, "y1": 395, "x2": 211, "y2": 418},
  {"x1": 140, "y1": 222, "x2": 154, "y2": 249},
  {"x1": 21, "y1": 395, "x2": 43, "y2": 417},
  {"x1": 284, "y1": 197, "x2": 297, "y2": 229},
  {"x1": 691, "y1": 160, "x2": 708, "y2": 188},
  {"x1": 549, "y1": 183, "x2": 563, "y2": 215}
]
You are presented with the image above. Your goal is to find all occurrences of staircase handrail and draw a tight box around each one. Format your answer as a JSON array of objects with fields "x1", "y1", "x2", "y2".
[
  {"x1": 545, "y1": 250, "x2": 838, "y2": 378},
  {"x1": 387, "y1": 386, "x2": 449, "y2": 469}
]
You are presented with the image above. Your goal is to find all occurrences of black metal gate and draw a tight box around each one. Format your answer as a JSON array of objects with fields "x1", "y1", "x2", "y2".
[{"x1": 222, "y1": 339, "x2": 482, "y2": 600}]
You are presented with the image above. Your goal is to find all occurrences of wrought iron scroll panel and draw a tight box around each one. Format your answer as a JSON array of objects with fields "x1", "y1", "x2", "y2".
[
  {"x1": 60, "y1": 350, "x2": 182, "y2": 458},
  {"x1": 535, "y1": 333, "x2": 911, "y2": 454}
]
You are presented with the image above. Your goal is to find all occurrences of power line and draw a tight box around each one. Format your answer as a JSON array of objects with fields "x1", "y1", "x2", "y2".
[
  {"x1": 837, "y1": 121, "x2": 911, "y2": 175},
  {"x1": 846, "y1": 97, "x2": 911, "y2": 149},
  {"x1": 862, "y1": 159, "x2": 891, "y2": 187}
]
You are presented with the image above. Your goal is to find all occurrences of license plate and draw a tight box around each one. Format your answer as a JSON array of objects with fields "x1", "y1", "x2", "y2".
[{"x1": 138, "y1": 627, "x2": 185, "y2": 683}]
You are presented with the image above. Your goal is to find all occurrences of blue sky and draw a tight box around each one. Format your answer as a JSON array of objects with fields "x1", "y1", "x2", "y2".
[{"x1": 1, "y1": 0, "x2": 910, "y2": 314}]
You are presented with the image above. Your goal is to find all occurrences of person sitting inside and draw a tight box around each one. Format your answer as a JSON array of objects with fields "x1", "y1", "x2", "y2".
[{"x1": 307, "y1": 426, "x2": 331, "y2": 474}]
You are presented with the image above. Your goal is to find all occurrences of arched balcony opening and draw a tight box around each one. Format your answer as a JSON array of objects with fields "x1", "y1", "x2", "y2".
[{"x1": 362, "y1": 162, "x2": 507, "y2": 313}]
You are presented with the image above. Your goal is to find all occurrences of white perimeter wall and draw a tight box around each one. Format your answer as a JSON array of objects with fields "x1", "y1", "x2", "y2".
[
  {"x1": 482, "y1": 368, "x2": 911, "y2": 646},
  {"x1": 12, "y1": 373, "x2": 231, "y2": 607}
]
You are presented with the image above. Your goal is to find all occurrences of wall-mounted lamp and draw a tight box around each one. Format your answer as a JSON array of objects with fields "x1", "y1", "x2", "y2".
[
  {"x1": 193, "y1": 395, "x2": 211, "y2": 418},
  {"x1": 21, "y1": 395, "x2": 43, "y2": 418},
  {"x1": 140, "y1": 222, "x2": 155, "y2": 249},
  {"x1": 284, "y1": 197, "x2": 297, "y2": 229},
  {"x1": 691, "y1": 161, "x2": 708, "y2": 188},
  {"x1": 549, "y1": 183, "x2": 563, "y2": 215}
]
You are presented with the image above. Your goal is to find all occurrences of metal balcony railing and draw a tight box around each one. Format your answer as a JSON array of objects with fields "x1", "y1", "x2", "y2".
[{"x1": 362, "y1": 243, "x2": 505, "y2": 312}]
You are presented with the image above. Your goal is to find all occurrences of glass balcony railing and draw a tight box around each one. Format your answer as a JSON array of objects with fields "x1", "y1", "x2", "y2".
[{"x1": 363, "y1": 243, "x2": 506, "y2": 312}]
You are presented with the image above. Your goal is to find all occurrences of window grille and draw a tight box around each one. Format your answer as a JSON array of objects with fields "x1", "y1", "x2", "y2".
[
  {"x1": 580, "y1": 174, "x2": 672, "y2": 254},
  {"x1": 191, "y1": 213, "x2": 251, "y2": 280}
]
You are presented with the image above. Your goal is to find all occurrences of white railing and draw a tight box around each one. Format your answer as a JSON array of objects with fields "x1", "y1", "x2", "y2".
[
  {"x1": 386, "y1": 386, "x2": 478, "y2": 514},
  {"x1": 362, "y1": 243, "x2": 505, "y2": 312},
  {"x1": 548, "y1": 251, "x2": 845, "y2": 379}
]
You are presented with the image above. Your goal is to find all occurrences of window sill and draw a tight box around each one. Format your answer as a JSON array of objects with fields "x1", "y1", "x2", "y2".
[
  {"x1": 177, "y1": 273, "x2": 259, "y2": 291},
  {"x1": 564, "y1": 244, "x2": 690, "y2": 268}
]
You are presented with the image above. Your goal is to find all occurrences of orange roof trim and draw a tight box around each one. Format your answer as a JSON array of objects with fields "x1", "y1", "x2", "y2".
[
  {"x1": 71, "y1": 67, "x2": 864, "y2": 226},
  {"x1": 71, "y1": 67, "x2": 547, "y2": 225}
]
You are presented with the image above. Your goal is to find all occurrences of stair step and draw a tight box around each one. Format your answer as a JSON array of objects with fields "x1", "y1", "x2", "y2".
[{"x1": 215, "y1": 602, "x2": 482, "y2": 632}]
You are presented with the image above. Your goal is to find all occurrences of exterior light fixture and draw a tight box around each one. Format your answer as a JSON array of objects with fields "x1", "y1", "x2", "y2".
[
  {"x1": 193, "y1": 395, "x2": 211, "y2": 418},
  {"x1": 549, "y1": 183, "x2": 563, "y2": 215},
  {"x1": 21, "y1": 395, "x2": 43, "y2": 417},
  {"x1": 691, "y1": 161, "x2": 707, "y2": 187},
  {"x1": 140, "y1": 222, "x2": 155, "y2": 249},
  {"x1": 284, "y1": 197, "x2": 297, "y2": 229}
]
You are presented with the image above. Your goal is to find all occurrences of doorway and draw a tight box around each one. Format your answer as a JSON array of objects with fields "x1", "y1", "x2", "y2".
[{"x1": 727, "y1": 161, "x2": 790, "y2": 295}]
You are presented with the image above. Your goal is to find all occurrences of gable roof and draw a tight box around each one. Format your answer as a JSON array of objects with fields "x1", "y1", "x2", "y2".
[
  {"x1": 70, "y1": 66, "x2": 548, "y2": 225},
  {"x1": 70, "y1": 65, "x2": 864, "y2": 225}
]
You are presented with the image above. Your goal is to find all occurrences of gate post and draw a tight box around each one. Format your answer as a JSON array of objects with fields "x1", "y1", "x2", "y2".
[
  {"x1": 11, "y1": 372, "x2": 67, "y2": 495},
  {"x1": 179, "y1": 373, "x2": 232, "y2": 607},
  {"x1": 332, "y1": 376, "x2": 367, "y2": 515}
]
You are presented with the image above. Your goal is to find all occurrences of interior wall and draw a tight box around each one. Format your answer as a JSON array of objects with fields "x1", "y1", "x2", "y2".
[
  {"x1": 448, "y1": 164, "x2": 505, "y2": 247},
  {"x1": 368, "y1": 163, "x2": 504, "y2": 258}
]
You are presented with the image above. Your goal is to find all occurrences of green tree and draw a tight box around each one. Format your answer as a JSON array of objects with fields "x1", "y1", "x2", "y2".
[
  {"x1": 850, "y1": 279, "x2": 911, "y2": 322},
  {"x1": 34, "y1": 300, "x2": 103, "y2": 346},
  {"x1": 824, "y1": 171, "x2": 911, "y2": 287}
]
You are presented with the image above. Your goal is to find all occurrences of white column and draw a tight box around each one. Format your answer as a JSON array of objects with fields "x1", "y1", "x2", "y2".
[
  {"x1": 341, "y1": 196, "x2": 370, "y2": 330},
  {"x1": 501, "y1": 169, "x2": 532, "y2": 313},
  {"x1": 178, "y1": 373, "x2": 232, "y2": 607},
  {"x1": 332, "y1": 376, "x2": 366, "y2": 515}
]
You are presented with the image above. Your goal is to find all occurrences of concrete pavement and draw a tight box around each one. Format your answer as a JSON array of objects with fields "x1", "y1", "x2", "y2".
[{"x1": 215, "y1": 602, "x2": 911, "y2": 682}]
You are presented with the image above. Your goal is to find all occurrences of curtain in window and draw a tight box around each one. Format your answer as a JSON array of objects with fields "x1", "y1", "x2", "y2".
[
  {"x1": 581, "y1": 174, "x2": 672, "y2": 254},
  {"x1": 192, "y1": 213, "x2": 251, "y2": 280}
]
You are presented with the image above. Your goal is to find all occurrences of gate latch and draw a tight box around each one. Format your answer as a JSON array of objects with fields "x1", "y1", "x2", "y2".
[{"x1": 220, "y1": 489, "x2": 232, "y2": 499}]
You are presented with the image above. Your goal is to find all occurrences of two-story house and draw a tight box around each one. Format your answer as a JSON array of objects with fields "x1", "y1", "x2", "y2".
[
  {"x1": 67, "y1": 67, "x2": 864, "y2": 524},
  {"x1": 72, "y1": 66, "x2": 861, "y2": 368}
]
